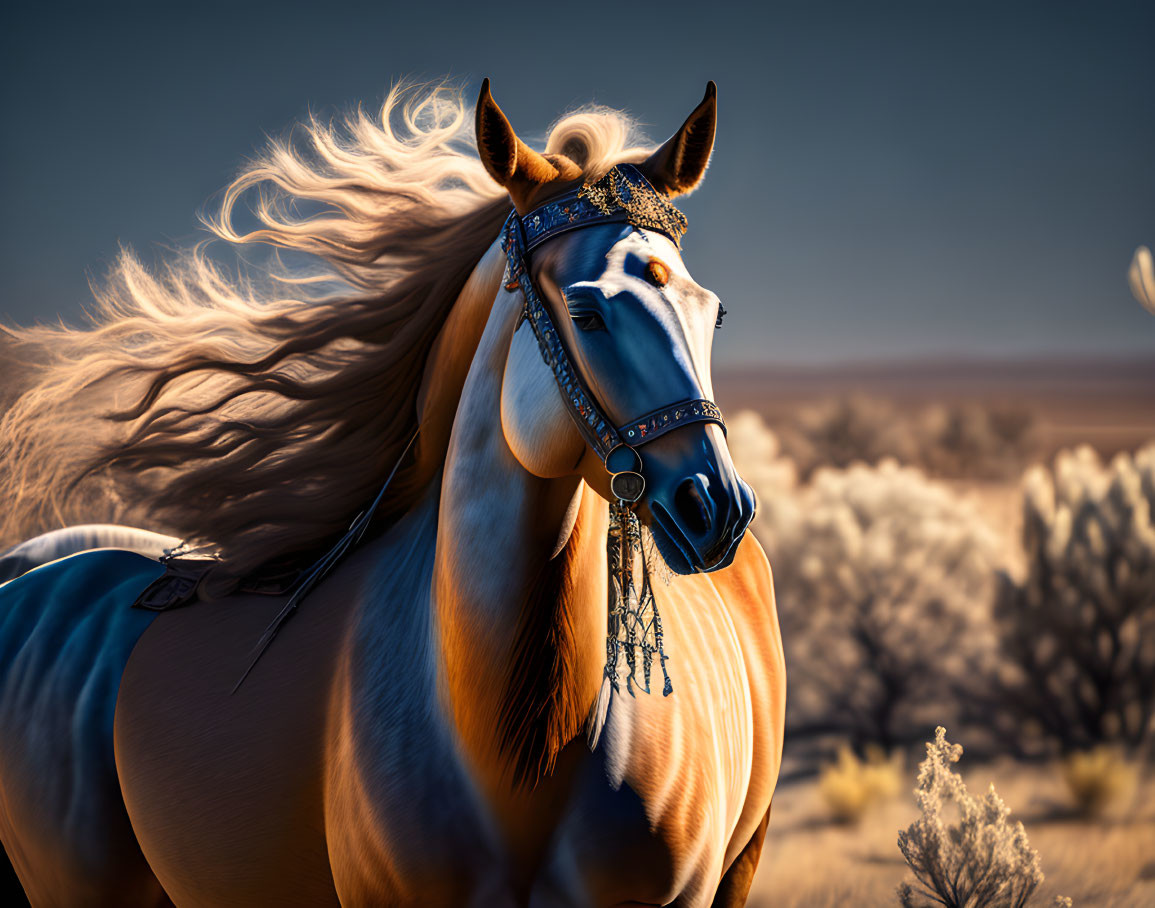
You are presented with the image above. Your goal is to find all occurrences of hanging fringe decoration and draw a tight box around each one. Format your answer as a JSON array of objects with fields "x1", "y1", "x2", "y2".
[
  {"x1": 589, "y1": 501, "x2": 674, "y2": 748},
  {"x1": 607, "y1": 501, "x2": 674, "y2": 692}
]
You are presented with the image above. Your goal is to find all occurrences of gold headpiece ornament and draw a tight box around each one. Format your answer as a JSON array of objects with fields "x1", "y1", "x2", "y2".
[{"x1": 578, "y1": 167, "x2": 689, "y2": 247}]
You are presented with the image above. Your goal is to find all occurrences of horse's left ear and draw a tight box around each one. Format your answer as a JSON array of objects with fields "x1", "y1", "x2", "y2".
[{"x1": 640, "y1": 81, "x2": 717, "y2": 198}]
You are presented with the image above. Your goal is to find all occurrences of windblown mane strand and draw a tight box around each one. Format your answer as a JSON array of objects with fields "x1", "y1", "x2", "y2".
[{"x1": 0, "y1": 85, "x2": 651, "y2": 580}]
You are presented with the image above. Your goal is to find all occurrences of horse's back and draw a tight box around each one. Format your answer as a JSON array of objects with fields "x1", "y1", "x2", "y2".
[
  {"x1": 0, "y1": 549, "x2": 170, "y2": 906},
  {"x1": 114, "y1": 554, "x2": 357, "y2": 907},
  {"x1": 0, "y1": 526, "x2": 179, "y2": 585}
]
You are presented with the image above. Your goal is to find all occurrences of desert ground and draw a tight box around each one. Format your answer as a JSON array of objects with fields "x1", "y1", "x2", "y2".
[{"x1": 747, "y1": 760, "x2": 1155, "y2": 907}]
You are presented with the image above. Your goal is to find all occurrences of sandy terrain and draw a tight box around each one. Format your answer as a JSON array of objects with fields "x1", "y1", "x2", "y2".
[{"x1": 749, "y1": 760, "x2": 1155, "y2": 907}]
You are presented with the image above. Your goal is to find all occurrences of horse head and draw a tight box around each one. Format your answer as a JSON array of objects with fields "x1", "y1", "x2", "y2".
[{"x1": 478, "y1": 81, "x2": 756, "y2": 574}]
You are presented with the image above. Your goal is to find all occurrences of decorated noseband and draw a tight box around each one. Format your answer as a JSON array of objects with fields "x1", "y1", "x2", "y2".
[{"x1": 501, "y1": 163, "x2": 725, "y2": 504}]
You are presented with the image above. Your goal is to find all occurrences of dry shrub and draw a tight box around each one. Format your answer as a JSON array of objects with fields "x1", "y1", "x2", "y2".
[
  {"x1": 775, "y1": 395, "x2": 919, "y2": 478},
  {"x1": 992, "y1": 443, "x2": 1155, "y2": 756},
  {"x1": 1131, "y1": 245, "x2": 1155, "y2": 315},
  {"x1": 731, "y1": 414, "x2": 1000, "y2": 753},
  {"x1": 771, "y1": 396, "x2": 1038, "y2": 481},
  {"x1": 725, "y1": 411, "x2": 799, "y2": 530},
  {"x1": 897, "y1": 727, "x2": 1069, "y2": 908},
  {"x1": 1060, "y1": 747, "x2": 1137, "y2": 817},
  {"x1": 818, "y1": 745, "x2": 902, "y2": 824},
  {"x1": 918, "y1": 403, "x2": 1038, "y2": 481}
]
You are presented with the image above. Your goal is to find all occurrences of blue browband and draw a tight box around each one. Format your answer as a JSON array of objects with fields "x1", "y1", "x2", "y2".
[
  {"x1": 501, "y1": 164, "x2": 725, "y2": 502},
  {"x1": 519, "y1": 163, "x2": 687, "y2": 252}
]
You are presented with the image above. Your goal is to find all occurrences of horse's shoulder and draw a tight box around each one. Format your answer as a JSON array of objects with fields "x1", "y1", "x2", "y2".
[
  {"x1": 710, "y1": 533, "x2": 784, "y2": 709},
  {"x1": 658, "y1": 532, "x2": 780, "y2": 676}
]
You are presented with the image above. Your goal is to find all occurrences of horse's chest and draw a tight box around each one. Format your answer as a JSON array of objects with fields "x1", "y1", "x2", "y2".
[
  {"x1": 542, "y1": 601, "x2": 757, "y2": 906},
  {"x1": 328, "y1": 596, "x2": 757, "y2": 907}
]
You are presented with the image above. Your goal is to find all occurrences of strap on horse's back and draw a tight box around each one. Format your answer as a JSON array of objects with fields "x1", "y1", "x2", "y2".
[{"x1": 131, "y1": 558, "x2": 304, "y2": 612}]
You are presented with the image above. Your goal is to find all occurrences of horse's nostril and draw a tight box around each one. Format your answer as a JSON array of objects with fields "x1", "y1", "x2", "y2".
[{"x1": 673, "y1": 477, "x2": 711, "y2": 536}]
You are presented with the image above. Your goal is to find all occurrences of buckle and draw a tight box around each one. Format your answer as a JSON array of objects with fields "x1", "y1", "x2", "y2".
[{"x1": 606, "y1": 444, "x2": 645, "y2": 504}]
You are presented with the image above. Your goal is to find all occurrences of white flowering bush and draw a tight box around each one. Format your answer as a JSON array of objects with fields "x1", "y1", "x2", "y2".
[
  {"x1": 993, "y1": 444, "x2": 1155, "y2": 754},
  {"x1": 730, "y1": 413, "x2": 1001, "y2": 751},
  {"x1": 917, "y1": 402, "x2": 1038, "y2": 481},
  {"x1": 725, "y1": 410, "x2": 799, "y2": 532},
  {"x1": 897, "y1": 727, "x2": 1069, "y2": 908}
]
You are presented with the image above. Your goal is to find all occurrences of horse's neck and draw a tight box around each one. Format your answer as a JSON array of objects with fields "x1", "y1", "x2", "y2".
[{"x1": 432, "y1": 283, "x2": 607, "y2": 794}]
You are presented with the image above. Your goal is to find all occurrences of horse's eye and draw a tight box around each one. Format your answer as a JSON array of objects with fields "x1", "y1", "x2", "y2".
[
  {"x1": 572, "y1": 312, "x2": 607, "y2": 332},
  {"x1": 645, "y1": 259, "x2": 670, "y2": 287},
  {"x1": 715, "y1": 303, "x2": 727, "y2": 330}
]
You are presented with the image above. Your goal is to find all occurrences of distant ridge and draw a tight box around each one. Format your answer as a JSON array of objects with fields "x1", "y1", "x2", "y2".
[
  {"x1": 715, "y1": 354, "x2": 1154, "y2": 459},
  {"x1": 716, "y1": 353, "x2": 1155, "y2": 401}
]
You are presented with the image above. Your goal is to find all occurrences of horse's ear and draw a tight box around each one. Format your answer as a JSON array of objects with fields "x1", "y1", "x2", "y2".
[
  {"x1": 475, "y1": 79, "x2": 580, "y2": 213},
  {"x1": 640, "y1": 81, "x2": 717, "y2": 198}
]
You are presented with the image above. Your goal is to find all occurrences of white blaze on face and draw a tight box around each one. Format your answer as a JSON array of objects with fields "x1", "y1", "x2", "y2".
[
  {"x1": 597, "y1": 230, "x2": 719, "y2": 404},
  {"x1": 500, "y1": 223, "x2": 731, "y2": 498}
]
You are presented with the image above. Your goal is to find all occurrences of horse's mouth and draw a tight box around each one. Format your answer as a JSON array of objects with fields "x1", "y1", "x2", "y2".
[{"x1": 645, "y1": 501, "x2": 748, "y2": 575}]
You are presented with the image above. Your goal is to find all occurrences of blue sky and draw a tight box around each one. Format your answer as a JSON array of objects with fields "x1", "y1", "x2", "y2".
[{"x1": 1, "y1": 0, "x2": 1152, "y2": 366}]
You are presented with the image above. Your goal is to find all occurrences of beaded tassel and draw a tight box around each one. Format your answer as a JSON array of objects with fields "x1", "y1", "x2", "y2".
[{"x1": 604, "y1": 501, "x2": 673, "y2": 699}]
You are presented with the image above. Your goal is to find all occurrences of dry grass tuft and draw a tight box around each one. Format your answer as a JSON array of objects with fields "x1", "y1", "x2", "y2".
[
  {"x1": 818, "y1": 745, "x2": 903, "y2": 824},
  {"x1": 1060, "y1": 747, "x2": 1137, "y2": 818}
]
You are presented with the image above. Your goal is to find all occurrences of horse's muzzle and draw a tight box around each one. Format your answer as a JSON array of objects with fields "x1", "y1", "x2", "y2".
[{"x1": 638, "y1": 424, "x2": 756, "y2": 574}]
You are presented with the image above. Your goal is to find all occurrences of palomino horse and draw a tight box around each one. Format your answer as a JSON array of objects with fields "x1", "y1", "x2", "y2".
[{"x1": 0, "y1": 81, "x2": 785, "y2": 906}]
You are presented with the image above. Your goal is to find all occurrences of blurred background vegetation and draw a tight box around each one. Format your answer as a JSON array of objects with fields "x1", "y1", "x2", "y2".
[{"x1": 718, "y1": 357, "x2": 1155, "y2": 905}]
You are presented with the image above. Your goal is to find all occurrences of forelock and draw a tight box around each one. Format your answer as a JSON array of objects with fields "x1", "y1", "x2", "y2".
[{"x1": 544, "y1": 106, "x2": 653, "y2": 182}]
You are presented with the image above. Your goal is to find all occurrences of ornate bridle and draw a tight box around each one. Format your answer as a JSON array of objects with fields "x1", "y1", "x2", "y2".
[
  {"x1": 502, "y1": 163, "x2": 730, "y2": 710},
  {"x1": 500, "y1": 163, "x2": 726, "y2": 505}
]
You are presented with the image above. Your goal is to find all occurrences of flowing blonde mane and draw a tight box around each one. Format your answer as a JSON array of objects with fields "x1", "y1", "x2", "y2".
[{"x1": 0, "y1": 84, "x2": 650, "y2": 580}]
